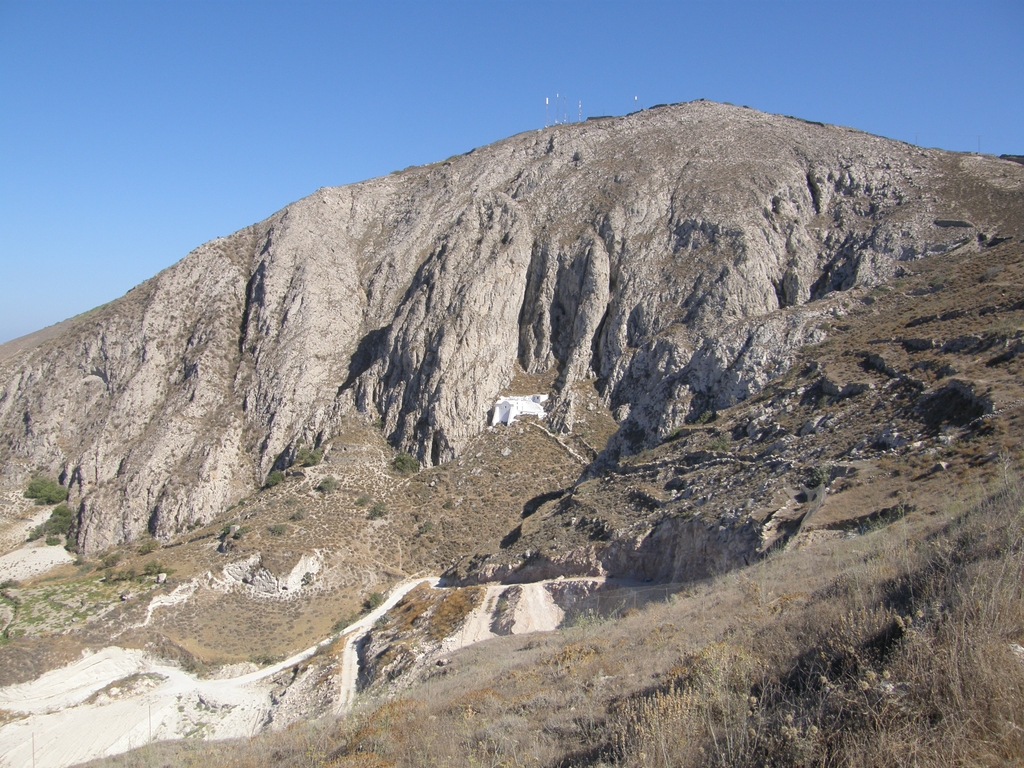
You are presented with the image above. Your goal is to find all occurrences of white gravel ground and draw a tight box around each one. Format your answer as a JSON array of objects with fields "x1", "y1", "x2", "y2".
[
  {"x1": 0, "y1": 539, "x2": 73, "y2": 584},
  {"x1": 0, "y1": 575, "x2": 595, "y2": 767}
]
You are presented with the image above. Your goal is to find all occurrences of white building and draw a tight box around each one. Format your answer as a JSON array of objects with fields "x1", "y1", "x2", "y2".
[{"x1": 491, "y1": 394, "x2": 548, "y2": 425}]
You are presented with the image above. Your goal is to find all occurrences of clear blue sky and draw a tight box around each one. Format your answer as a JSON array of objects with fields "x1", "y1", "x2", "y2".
[{"x1": 1, "y1": 0, "x2": 1021, "y2": 343}]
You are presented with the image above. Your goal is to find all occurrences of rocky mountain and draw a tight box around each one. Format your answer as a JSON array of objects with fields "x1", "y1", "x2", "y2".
[
  {"x1": 1, "y1": 100, "x2": 1022, "y2": 555},
  {"x1": 1, "y1": 101, "x2": 1024, "y2": 768}
]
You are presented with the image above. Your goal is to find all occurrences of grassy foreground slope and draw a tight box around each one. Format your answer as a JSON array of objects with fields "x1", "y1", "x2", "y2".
[{"x1": 84, "y1": 462, "x2": 1024, "y2": 767}]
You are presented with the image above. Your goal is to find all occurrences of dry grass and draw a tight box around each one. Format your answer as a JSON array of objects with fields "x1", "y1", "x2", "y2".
[
  {"x1": 427, "y1": 587, "x2": 482, "y2": 641},
  {"x1": 89, "y1": 463, "x2": 1024, "y2": 768},
  {"x1": 603, "y1": 465, "x2": 1024, "y2": 768}
]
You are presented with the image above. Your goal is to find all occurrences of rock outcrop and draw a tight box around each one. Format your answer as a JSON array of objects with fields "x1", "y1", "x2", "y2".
[{"x1": 2, "y1": 100, "x2": 1022, "y2": 552}]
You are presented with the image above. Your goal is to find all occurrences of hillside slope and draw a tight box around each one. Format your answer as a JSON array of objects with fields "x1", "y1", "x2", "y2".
[
  {"x1": 0, "y1": 100, "x2": 1022, "y2": 556},
  {"x1": 0, "y1": 102, "x2": 1023, "y2": 768}
]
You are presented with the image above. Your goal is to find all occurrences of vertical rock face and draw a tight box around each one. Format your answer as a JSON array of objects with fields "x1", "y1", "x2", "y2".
[{"x1": 1, "y1": 101, "x2": 1021, "y2": 552}]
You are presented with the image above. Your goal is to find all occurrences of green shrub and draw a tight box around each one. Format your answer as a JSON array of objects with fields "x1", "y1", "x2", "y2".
[
  {"x1": 694, "y1": 410, "x2": 716, "y2": 425},
  {"x1": 47, "y1": 505, "x2": 73, "y2": 536},
  {"x1": 142, "y1": 561, "x2": 170, "y2": 576},
  {"x1": 24, "y1": 477, "x2": 68, "y2": 505},
  {"x1": 233, "y1": 525, "x2": 251, "y2": 540},
  {"x1": 264, "y1": 470, "x2": 285, "y2": 488},
  {"x1": 268, "y1": 523, "x2": 289, "y2": 536},
  {"x1": 565, "y1": 607, "x2": 604, "y2": 629},
  {"x1": 137, "y1": 539, "x2": 158, "y2": 555},
  {"x1": 418, "y1": 521, "x2": 435, "y2": 535},
  {"x1": 363, "y1": 592, "x2": 384, "y2": 611},
  {"x1": 294, "y1": 446, "x2": 323, "y2": 467},
  {"x1": 108, "y1": 568, "x2": 136, "y2": 582},
  {"x1": 807, "y1": 464, "x2": 832, "y2": 489},
  {"x1": 289, "y1": 509, "x2": 306, "y2": 521},
  {"x1": 392, "y1": 453, "x2": 420, "y2": 474},
  {"x1": 316, "y1": 476, "x2": 338, "y2": 494},
  {"x1": 355, "y1": 494, "x2": 371, "y2": 507},
  {"x1": 101, "y1": 553, "x2": 122, "y2": 569},
  {"x1": 45, "y1": 535, "x2": 61, "y2": 546},
  {"x1": 368, "y1": 502, "x2": 387, "y2": 520},
  {"x1": 707, "y1": 434, "x2": 730, "y2": 452}
]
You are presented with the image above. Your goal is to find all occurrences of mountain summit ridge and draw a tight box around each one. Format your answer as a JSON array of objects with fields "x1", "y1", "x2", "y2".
[{"x1": 1, "y1": 100, "x2": 1021, "y2": 554}]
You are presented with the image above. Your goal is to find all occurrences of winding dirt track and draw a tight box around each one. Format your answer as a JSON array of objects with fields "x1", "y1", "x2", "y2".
[
  {"x1": 0, "y1": 574, "x2": 603, "y2": 767},
  {"x1": 335, "y1": 577, "x2": 439, "y2": 713}
]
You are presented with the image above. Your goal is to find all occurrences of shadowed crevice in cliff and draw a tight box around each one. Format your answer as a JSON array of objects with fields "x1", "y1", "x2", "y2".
[
  {"x1": 338, "y1": 326, "x2": 391, "y2": 395},
  {"x1": 238, "y1": 237, "x2": 271, "y2": 355},
  {"x1": 522, "y1": 490, "x2": 566, "y2": 519}
]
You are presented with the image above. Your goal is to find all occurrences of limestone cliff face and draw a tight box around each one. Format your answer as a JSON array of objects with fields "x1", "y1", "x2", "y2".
[{"x1": 1, "y1": 101, "x2": 1021, "y2": 552}]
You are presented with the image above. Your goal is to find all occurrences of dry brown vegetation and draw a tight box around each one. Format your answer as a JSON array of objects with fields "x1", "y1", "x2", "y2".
[
  {"x1": 468, "y1": 237, "x2": 1024, "y2": 586},
  {"x1": 9, "y1": 221, "x2": 1024, "y2": 765},
  {"x1": 359, "y1": 585, "x2": 485, "y2": 690},
  {"x1": 87, "y1": 460, "x2": 1024, "y2": 768},
  {"x1": 6, "y1": 237, "x2": 1021, "y2": 675}
]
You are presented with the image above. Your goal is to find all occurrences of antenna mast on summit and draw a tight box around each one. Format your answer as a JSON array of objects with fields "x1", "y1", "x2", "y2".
[
  {"x1": 545, "y1": 97, "x2": 549, "y2": 127},
  {"x1": 578, "y1": 100, "x2": 582, "y2": 122}
]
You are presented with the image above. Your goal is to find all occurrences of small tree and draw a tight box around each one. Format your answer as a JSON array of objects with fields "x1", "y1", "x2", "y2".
[
  {"x1": 28, "y1": 504, "x2": 75, "y2": 542},
  {"x1": 142, "y1": 560, "x2": 173, "y2": 577},
  {"x1": 138, "y1": 540, "x2": 159, "y2": 555},
  {"x1": 24, "y1": 477, "x2": 68, "y2": 505},
  {"x1": 694, "y1": 410, "x2": 716, "y2": 425},
  {"x1": 294, "y1": 446, "x2": 323, "y2": 467},
  {"x1": 807, "y1": 463, "x2": 833, "y2": 489},
  {"x1": 101, "y1": 553, "x2": 122, "y2": 569},
  {"x1": 316, "y1": 476, "x2": 338, "y2": 494},
  {"x1": 264, "y1": 470, "x2": 285, "y2": 488},
  {"x1": 392, "y1": 453, "x2": 419, "y2": 474},
  {"x1": 47, "y1": 505, "x2": 73, "y2": 536},
  {"x1": 707, "y1": 434, "x2": 730, "y2": 452}
]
